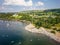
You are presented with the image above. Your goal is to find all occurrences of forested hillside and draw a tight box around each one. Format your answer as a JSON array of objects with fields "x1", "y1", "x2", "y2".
[{"x1": 0, "y1": 8, "x2": 60, "y2": 33}]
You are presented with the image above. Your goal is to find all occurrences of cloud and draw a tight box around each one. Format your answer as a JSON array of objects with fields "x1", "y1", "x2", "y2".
[
  {"x1": 24, "y1": 0, "x2": 33, "y2": 6},
  {"x1": 3, "y1": 0, "x2": 44, "y2": 7},
  {"x1": 0, "y1": 6, "x2": 5, "y2": 10},
  {"x1": 36, "y1": 2, "x2": 44, "y2": 6},
  {"x1": 3, "y1": 0, "x2": 33, "y2": 6},
  {"x1": 23, "y1": 6, "x2": 40, "y2": 10}
]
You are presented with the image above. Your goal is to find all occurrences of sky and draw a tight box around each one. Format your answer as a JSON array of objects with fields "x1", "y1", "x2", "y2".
[{"x1": 0, "y1": 0, "x2": 60, "y2": 12}]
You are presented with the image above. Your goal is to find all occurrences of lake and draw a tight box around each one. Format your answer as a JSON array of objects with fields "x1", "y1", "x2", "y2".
[{"x1": 0, "y1": 20, "x2": 60, "y2": 45}]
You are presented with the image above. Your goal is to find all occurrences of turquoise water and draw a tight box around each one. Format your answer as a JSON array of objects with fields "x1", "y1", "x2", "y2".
[{"x1": 0, "y1": 20, "x2": 60, "y2": 45}]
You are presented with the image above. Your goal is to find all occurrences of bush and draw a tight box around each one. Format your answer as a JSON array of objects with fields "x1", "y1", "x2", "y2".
[
  {"x1": 57, "y1": 29, "x2": 60, "y2": 32},
  {"x1": 44, "y1": 24, "x2": 51, "y2": 29},
  {"x1": 50, "y1": 31, "x2": 56, "y2": 34},
  {"x1": 53, "y1": 27, "x2": 57, "y2": 30}
]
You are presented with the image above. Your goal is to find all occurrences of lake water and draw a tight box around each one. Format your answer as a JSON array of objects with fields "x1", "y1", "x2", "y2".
[{"x1": 0, "y1": 20, "x2": 60, "y2": 45}]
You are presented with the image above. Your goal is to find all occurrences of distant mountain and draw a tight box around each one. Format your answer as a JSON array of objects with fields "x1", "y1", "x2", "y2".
[
  {"x1": 19, "y1": 8, "x2": 60, "y2": 13},
  {"x1": 44, "y1": 8, "x2": 60, "y2": 13}
]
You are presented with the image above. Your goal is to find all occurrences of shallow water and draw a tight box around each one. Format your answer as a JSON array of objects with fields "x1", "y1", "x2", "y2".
[{"x1": 0, "y1": 20, "x2": 60, "y2": 45}]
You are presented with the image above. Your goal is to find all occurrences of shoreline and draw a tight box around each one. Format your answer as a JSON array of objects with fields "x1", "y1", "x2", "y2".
[{"x1": 25, "y1": 23, "x2": 60, "y2": 42}]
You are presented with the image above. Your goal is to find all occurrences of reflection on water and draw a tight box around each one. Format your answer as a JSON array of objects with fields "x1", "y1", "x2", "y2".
[{"x1": 0, "y1": 20, "x2": 60, "y2": 45}]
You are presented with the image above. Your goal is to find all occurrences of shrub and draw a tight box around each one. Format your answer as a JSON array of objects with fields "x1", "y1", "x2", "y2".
[
  {"x1": 53, "y1": 27, "x2": 57, "y2": 30},
  {"x1": 50, "y1": 31, "x2": 56, "y2": 34},
  {"x1": 57, "y1": 29, "x2": 60, "y2": 32}
]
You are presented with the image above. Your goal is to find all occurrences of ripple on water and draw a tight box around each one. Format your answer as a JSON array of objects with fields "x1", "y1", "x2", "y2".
[
  {"x1": 0, "y1": 20, "x2": 60, "y2": 45},
  {"x1": 30, "y1": 39, "x2": 33, "y2": 42},
  {"x1": 18, "y1": 42, "x2": 22, "y2": 44},
  {"x1": 11, "y1": 41, "x2": 14, "y2": 43}
]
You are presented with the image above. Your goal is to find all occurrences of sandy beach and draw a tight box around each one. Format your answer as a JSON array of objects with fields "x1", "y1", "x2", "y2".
[{"x1": 25, "y1": 23, "x2": 60, "y2": 42}]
